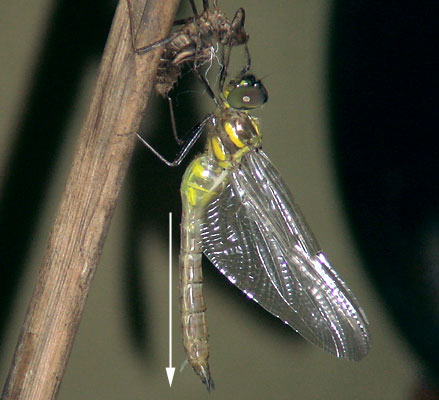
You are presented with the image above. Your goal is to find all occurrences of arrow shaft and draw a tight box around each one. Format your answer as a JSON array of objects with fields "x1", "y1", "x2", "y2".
[{"x1": 169, "y1": 212, "x2": 173, "y2": 367}]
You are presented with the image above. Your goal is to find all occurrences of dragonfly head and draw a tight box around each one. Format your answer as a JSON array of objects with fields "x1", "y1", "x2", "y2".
[{"x1": 224, "y1": 74, "x2": 268, "y2": 110}]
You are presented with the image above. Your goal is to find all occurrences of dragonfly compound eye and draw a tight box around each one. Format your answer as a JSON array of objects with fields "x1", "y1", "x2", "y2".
[{"x1": 226, "y1": 74, "x2": 268, "y2": 110}]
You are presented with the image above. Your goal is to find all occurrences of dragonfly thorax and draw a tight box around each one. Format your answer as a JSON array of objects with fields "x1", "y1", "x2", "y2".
[{"x1": 208, "y1": 109, "x2": 262, "y2": 167}]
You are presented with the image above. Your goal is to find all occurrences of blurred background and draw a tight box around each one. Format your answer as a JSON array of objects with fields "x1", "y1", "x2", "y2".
[{"x1": 0, "y1": 0, "x2": 437, "y2": 399}]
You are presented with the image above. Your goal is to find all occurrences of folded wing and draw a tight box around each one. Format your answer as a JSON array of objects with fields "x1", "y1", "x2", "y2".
[{"x1": 201, "y1": 150, "x2": 370, "y2": 360}]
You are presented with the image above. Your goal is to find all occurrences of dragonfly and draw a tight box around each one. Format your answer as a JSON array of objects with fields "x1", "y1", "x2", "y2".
[{"x1": 137, "y1": 71, "x2": 371, "y2": 390}]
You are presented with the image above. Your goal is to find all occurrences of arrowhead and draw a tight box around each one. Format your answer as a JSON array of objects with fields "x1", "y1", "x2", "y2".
[{"x1": 166, "y1": 367, "x2": 175, "y2": 386}]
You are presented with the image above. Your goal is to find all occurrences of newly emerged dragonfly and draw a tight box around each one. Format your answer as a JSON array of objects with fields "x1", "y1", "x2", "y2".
[
  {"x1": 138, "y1": 73, "x2": 371, "y2": 390},
  {"x1": 127, "y1": 0, "x2": 250, "y2": 98}
]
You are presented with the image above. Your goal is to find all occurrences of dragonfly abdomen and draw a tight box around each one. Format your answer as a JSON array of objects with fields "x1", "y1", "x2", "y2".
[
  {"x1": 179, "y1": 222, "x2": 213, "y2": 390},
  {"x1": 178, "y1": 156, "x2": 228, "y2": 390}
]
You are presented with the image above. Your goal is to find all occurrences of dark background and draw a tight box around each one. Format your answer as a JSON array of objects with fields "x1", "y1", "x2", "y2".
[{"x1": 0, "y1": 0, "x2": 436, "y2": 398}]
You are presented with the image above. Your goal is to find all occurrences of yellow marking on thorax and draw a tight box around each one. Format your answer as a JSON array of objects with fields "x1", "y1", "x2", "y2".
[
  {"x1": 224, "y1": 121, "x2": 245, "y2": 148},
  {"x1": 249, "y1": 117, "x2": 261, "y2": 136},
  {"x1": 211, "y1": 137, "x2": 226, "y2": 161}
]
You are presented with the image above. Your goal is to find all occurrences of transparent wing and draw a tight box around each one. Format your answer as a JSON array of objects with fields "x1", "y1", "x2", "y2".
[{"x1": 201, "y1": 150, "x2": 370, "y2": 360}]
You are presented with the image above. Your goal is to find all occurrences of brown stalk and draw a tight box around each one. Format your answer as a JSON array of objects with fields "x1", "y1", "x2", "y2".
[{"x1": 1, "y1": 0, "x2": 180, "y2": 399}]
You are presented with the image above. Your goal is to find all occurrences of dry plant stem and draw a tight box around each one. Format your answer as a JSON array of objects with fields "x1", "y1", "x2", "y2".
[{"x1": 2, "y1": 0, "x2": 180, "y2": 399}]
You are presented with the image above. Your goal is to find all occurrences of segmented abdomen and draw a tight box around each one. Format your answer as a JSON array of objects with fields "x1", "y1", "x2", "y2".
[
  {"x1": 179, "y1": 209, "x2": 213, "y2": 389},
  {"x1": 179, "y1": 155, "x2": 227, "y2": 390}
]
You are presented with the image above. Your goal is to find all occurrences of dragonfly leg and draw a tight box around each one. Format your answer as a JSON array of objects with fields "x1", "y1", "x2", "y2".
[
  {"x1": 126, "y1": 0, "x2": 179, "y2": 54},
  {"x1": 219, "y1": 7, "x2": 250, "y2": 91},
  {"x1": 218, "y1": 45, "x2": 231, "y2": 94},
  {"x1": 219, "y1": 41, "x2": 251, "y2": 93},
  {"x1": 172, "y1": 0, "x2": 200, "y2": 26},
  {"x1": 136, "y1": 113, "x2": 213, "y2": 167},
  {"x1": 191, "y1": 56, "x2": 220, "y2": 107},
  {"x1": 173, "y1": 15, "x2": 197, "y2": 26},
  {"x1": 189, "y1": 0, "x2": 199, "y2": 16},
  {"x1": 167, "y1": 96, "x2": 185, "y2": 146},
  {"x1": 241, "y1": 42, "x2": 251, "y2": 75}
]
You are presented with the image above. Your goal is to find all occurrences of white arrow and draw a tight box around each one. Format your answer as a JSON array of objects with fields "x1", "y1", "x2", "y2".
[{"x1": 166, "y1": 212, "x2": 175, "y2": 387}]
